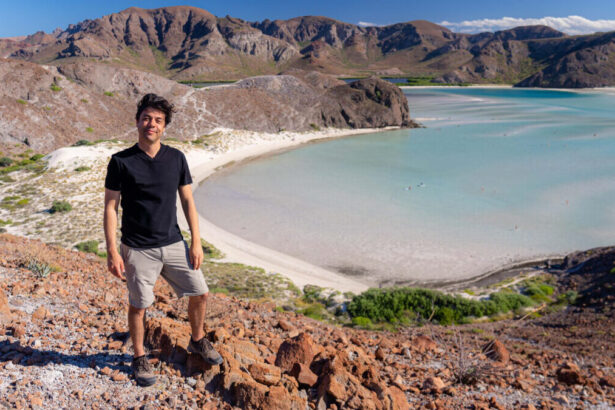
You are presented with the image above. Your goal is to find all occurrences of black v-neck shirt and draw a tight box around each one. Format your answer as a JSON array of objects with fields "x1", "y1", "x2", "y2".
[{"x1": 105, "y1": 143, "x2": 193, "y2": 248}]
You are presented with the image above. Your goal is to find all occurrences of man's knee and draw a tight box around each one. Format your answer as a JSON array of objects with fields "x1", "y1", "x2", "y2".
[
  {"x1": 189, "y1": 293, "x2": 208, "y2": 305},
  {"x1": 129, "y1": 305, "x2": 147, "y2": 317}
]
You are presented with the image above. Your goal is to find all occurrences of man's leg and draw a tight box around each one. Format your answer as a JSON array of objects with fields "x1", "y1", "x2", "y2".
[
  {"x1": 128, "y1": 305, "x2": 147, "y2": 357},
  {"x1": 188, "y1": 293, "x2": 207, "y2": 342}
]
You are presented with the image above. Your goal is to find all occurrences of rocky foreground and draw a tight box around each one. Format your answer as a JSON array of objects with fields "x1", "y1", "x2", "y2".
[{"x1": 0, "y1": 234, "x2": 614, "y2": 409}]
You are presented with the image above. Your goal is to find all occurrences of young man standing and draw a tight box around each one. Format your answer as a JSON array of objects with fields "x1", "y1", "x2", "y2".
[{"x1": 104, "y1": 94, "x2": 223, "y2": 387}]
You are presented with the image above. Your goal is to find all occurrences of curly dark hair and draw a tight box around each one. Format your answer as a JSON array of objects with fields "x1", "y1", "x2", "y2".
[{"x1": 136, "y1": 93, "x2": 175, "y2": 125}]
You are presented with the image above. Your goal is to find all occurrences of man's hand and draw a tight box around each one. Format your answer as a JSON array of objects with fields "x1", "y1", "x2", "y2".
[
  {"x1": 190, "y1": 242, "x2": 204, "y2": 270},
  {"x1": 107, "y1": 250, "x2": 126, "y2": 281}
]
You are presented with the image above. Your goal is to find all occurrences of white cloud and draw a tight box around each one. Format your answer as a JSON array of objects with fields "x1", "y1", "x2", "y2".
[
  {"x1": 357, "y1": 21, "x2": 382, "y2": 27},
  {"x1": 439, "y1": 16, "x2": 615, "y2": 35}
]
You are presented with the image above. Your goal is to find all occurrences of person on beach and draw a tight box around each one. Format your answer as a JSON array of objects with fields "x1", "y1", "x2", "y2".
[{"x1": 103, "y1": 93, "x2": 223, "y2": 387}]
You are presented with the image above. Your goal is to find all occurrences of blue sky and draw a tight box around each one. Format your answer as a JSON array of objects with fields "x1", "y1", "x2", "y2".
[{"x1": 2, "y1": 0, "x2": 615, "y2": 37}]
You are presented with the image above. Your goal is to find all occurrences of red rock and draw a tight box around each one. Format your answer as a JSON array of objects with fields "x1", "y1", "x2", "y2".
[
  {"x1": 277, "y1": 319, "x2": 294, "y2": 332},
  {"x1": 482, "y1": 339, "x2": 509, "y2": 365},
  {"x1": 248, "y1": 362, "x2": 281, "y2": 386},
  {"x1": 112, "y1": 373, "x2": 127, "y2": 382},
  {"x1": 12, "y1": 324, "x2": 26, "y2": 338},
  {"x1": 275, "y1": 333, "x2": 319, "y2": 372},
  {"x1": 290, "y1": 362, "x2": 318, "y2": 387},
  {"x1": 31, "y1": 306, "x2": 49, "y2": 321},
  {"x1": 413, "y1": 335, "x2": 437, "y2": 353},
  {"x1": 232, "y1": 380, "x2": 269, "y2": 409},
  {"x1": 100, "y1": 367, "x2": 112, "y2": 375},
  {"x1": 422, "y1": 376, "x2": 445, "y2": 394},
  {"x1": 375, "y1": 347, "x2": 386, "y2": 361},
  {"x1": 213, "y1": 327, "x2": 230, "y2": 342},
  {"x1": 600, "y1": 375, "x2": 615, "y2": 388},
  {"x1": 556, "y1": 362, "x2": 585, "y2": 385},
  {"x1": 0, "y1": 289, "x2": 12, "y2": 322}
]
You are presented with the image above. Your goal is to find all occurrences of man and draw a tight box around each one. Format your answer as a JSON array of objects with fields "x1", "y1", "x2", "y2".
[{"x1": 104, "y1": 93, "x2": 223, "y2": 387}]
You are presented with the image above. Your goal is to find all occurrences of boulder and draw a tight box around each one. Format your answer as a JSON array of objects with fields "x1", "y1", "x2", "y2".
[
  {"x1": 289, "y1": 362, "x2": 318, "y2": 387},
  {"x1": 556, "y1": 362, "x2": 585, "y2": 385},
  {"x1": 275, "y1": 332, "x2": 319, "y2": 372}
]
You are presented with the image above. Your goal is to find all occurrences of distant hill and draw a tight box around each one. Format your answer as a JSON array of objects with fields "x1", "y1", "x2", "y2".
[{"x1": 2, "y1": 6, "x2": 615, "y2": 87}]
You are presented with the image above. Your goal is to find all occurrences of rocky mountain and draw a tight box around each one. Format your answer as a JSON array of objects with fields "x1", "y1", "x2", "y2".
[
  {"x1": 5, "y1": 6, "x2": 615, "y2": 87},
  {"x1": 0, "y1": 58, "x2": 413, "y2": 153},
  {"x1": 1, "y1": 233, "x2": 614, "y2": 408}
]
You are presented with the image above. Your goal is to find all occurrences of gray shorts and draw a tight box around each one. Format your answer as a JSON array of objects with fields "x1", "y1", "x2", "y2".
[{"x1": 120, "y1": 240, "x2": 209, "y2": 309}]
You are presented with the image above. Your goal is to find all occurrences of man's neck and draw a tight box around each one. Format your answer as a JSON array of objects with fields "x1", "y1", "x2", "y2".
[{"x1": 137, "y1": 139, "x2": 162, "y2": 158}]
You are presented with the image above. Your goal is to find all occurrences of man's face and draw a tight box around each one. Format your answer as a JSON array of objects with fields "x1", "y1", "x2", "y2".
[{"x1": 136, "y1": 107, "x2": 166, "y2": 143}]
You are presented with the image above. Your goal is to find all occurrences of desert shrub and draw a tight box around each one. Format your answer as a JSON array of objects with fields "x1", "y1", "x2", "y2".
[
  {"x1": 74, "y1": 240, "x2": 101, "y2": 255},
  {"x1": 72, "y1": 140, "x2": 92, "y2": 146},
  {"x1": 50, "y1": 200, "x2": 72, "y2": 213},
  {"x1": 27, "y1": 259, "x2": 52, "y2": 278},
  {"x1": 0, "y1": 157, "x2": 12, "y2": 167},
  {"x1": 299, "y1": 303, "x2": 327, "y2": 320},
  {"x1": 30, "y1": 154, "x2": 44, "y2": 161},
  {"x1": 104, "y1": 91, "x2": 114, "y2": 97},
  {"x1": 86, "y1": 127, "x2": 94, "y2": 133},
  {"x1": 16, "y1": 99, "x2": 27, "y2": 105},
  {"x1": 80, "y1": 98, "x2": 88, "y2": 103},
  {"x1": 74, "y1": 166, "x2": 91, "y2": 172},
  {"x1": 16, "y1": 198, "x2": 29, "y2": 206},
  {"x1": 50, "y1": 83, "x2": 62, "y2": 92},
  {"x1": 347, "y1": 287, "x2": 534, "y2": 325},
  {"x1": 524, "y1": 283, "x2": 555, "y2": 303},
  {"x1": 351, "y1": 316, "x2": 373, "y2": 328}
]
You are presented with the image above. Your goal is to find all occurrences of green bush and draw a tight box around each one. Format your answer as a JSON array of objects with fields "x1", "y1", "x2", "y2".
[
  {"x1": 103, "y1": 91, "x2": 114, "y2": 97},
  {"x1": 524, "y1": 283, "x2": 555, "y2": 303},
  {"x1": 86, "y1": 127, "x2": 94, "y2": 133},
  {"x1": 72, "y1": 140, "x2": 92, "y2": 146},
  {"x1": 50, "y1": 83, "x2": 62, "y2": 92},
  {"x1": 0, "y1": 157, "x2": 12, "y2": 167},
  {"x1": 74, "y1": 166, "x2": 91, "y2": 172},
  {"x1": 50, "y1": 200, "x2": 72, "y2": 213},
  {"x1": 74, "y1": 240, "x2": 103, "y2": 256},
  {"x1": 16, "y1": 99, "x2": 27, "y2": 105},
  {"x1": 30, "y1": 154, "x2": 44, "y2": 161},
  {"x1": 351, "y1": 316, "x2": 373, "y2": 328},
  {"x1": 347, "y1": 287, "x2": 535, "y2": 325}
]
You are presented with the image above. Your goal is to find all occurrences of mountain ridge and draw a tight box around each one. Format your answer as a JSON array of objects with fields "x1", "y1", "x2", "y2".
[{"x1": 4, "y1": 6, "x2": 613, "y2": 87}]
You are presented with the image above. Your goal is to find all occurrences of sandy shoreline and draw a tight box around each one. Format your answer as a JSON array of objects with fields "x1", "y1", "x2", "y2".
[{"x1": 177, "y1": 127, "x2": 406, "y2": 293}]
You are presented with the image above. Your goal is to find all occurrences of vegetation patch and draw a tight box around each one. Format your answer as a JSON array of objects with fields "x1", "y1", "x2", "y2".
[
  {"x1": 201, "y1": 261, "x2": 300, "y2": 301},
  {"x1": 50, "y1": 200, "x2": 72, "y2": 214},
  {"x1": 16, "y1": 99, "x2": 27, "y2": 105},
  {"x1": 86, "y1": 127, "x2": 94, "y2": 133},
  {"x1": 348, "y1": 287, "x2": 535, "y2": 326},
  {"x1": 74, "y1": 240, "x2": 106, "y2": 257},
  {"x1": 103, "y1": 91, "x2": 114, "y2": 97},
  {"x1": 50, "y1": 83, "x2": 62, "y2": 92},
  {"x1": 72, "y1": 140, "x2": 93, "y2": 146}
]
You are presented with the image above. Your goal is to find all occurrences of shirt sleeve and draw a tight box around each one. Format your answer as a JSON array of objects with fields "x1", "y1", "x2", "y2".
[
  {"x1": 104, "y1": 156, "x2": 122, "y2": 191},
  {"x1": 179, "y1": 152, "x2": 193, "y2": 186}
]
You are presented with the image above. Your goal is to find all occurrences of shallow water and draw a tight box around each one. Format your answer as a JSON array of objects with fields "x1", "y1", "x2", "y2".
[{"x1": 195, "y1": 88, "x2": 615, "y2": 285}]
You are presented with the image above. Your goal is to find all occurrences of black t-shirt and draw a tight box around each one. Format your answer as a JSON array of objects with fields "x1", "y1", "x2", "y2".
[{"x1": 104, "y1": 143, "x2": 192, "y2": 248}]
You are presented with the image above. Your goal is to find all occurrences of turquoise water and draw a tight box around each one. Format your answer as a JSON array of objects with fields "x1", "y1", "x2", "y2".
[{"x1": 195, "y1": 88, "x2": 615, "y2": 285}]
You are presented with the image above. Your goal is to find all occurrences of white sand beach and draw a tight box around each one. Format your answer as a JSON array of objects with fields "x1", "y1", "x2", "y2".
[{"x1": 177, "y1": 127, "x2": 404, "y2": 294}]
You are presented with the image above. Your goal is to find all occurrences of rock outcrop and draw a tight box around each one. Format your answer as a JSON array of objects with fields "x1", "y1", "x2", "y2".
[{"x1": 0, "y1": 59, "x2": 413, "y2": 153}]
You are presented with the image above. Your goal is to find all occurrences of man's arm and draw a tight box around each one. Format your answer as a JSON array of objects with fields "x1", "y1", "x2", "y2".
[
  {"x1": 104, "y1": 188, "x2": 125, "y2": 280},
  {"x1": 178, "y1": 184, "x2": 204, "y2": 270}
]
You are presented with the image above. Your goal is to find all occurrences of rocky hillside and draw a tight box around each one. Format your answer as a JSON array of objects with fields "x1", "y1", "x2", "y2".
[
  {"x1": 0, "y1": 233, "x2": 614, "y2": 408},
  {"x1": 0, "y1": 58, "x2": 413, "y2": 154},
  {"x1": 4, "y1": 6, "x2": 615, "y2": 87}
]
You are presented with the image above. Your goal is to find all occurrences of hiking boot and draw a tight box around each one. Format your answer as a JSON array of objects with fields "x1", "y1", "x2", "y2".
[
  {"x1": 131, "y1": 355, "x2": 156, "y2": 386},
  {"x1": 188, "y1": 335, "x2": 223, "y2": 365}
]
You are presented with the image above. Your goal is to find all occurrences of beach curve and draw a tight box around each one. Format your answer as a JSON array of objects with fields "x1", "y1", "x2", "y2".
[{"x1": 178, "y1": 127, "x2": 401, "y2": 293}]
